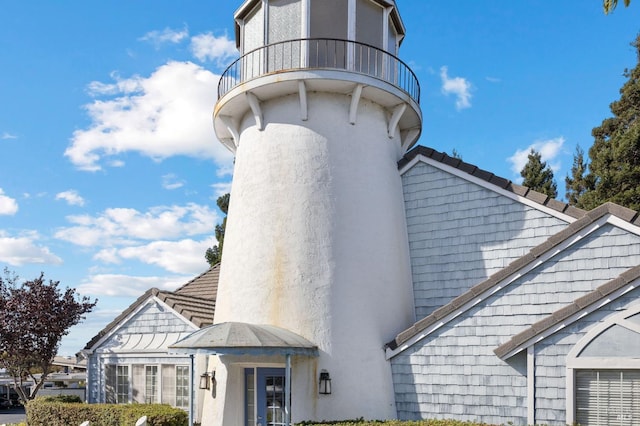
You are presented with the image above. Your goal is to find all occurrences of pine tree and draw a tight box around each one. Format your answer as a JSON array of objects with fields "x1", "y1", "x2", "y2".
[
  {"x1": 578, "y1": 35, "x2": 640, "y2": 210},
  {"x1": 521, "y1": 149, "x2": 558, "y2": 198},
  {"x1": 604, "y1": 0, "x2": 631, "y2": 14},
  {"x1": 565, "y1": 145, "x2": 595, "y2": 207},
  {"x1": 205, "y1": 193, "x2": 230, "y2": 267}
]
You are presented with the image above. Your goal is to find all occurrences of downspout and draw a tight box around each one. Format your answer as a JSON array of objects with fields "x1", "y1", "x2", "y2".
[
  {"x1": 190, "y1": 354, "x2": 195, "y2": 426},
  {"x1": 285, "y1": 354, "x2": 291, "y2": 426}
]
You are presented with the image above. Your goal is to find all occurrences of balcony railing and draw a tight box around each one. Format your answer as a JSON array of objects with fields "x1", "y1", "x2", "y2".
[{"x1": 218, "y1": 38, "x2": 420, "y2": 104}]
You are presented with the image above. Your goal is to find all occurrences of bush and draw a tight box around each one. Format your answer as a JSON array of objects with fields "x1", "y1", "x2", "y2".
[{"x1": 26, "y1": 397, "x2": 188, "y2": 426}]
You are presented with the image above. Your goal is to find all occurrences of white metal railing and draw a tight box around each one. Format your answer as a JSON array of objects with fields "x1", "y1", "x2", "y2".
[{"x1": 218, "y1": 38, "x2": 420, "y2": 104}]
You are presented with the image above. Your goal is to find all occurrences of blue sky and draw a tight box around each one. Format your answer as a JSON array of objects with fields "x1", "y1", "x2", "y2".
[{"x1": 0, "y1": 1, "x2": 638, "y2": 356}]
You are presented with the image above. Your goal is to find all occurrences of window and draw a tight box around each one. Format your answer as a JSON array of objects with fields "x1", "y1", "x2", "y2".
[
  {"x1": 576, "y1": 370, "x2": 640, "y2": 426},
  {"x1": 567, "y1": 303, "x2": 640, "y2": 425},
  {"x1": 176, "y1": 366, "x2": 190, "y2": 409},
  {"x1": 145, "y1": 365, "x2": 159, "y2": 403},
  {"x1": 105, "y1": 364, "x2": 129, "y2": 404},
  {"x1": 116, "y1": 366, "x2": 129, "y2": 403}
]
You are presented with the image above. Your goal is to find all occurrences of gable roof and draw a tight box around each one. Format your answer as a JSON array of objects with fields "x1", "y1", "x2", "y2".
[
  {"x1": 399, "y1": 145, "x2": 585, "y2": 220},
  {"x1": 82, "y1": 264, "x2": 219, "y2": 352},
  {"x1": 386, "y1": 202, "x2": 640, "y2": 356},
  {"x1": 494, "y1": 264, "x2": 640, "y2": 360}
]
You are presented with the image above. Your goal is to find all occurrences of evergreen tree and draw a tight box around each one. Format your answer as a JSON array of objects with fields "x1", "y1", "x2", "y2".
[
  {"x1": 205, "y1": 193, "x2": 230, "y2": 267},
  {"x1": 565, "y1": 145, "x2": 595, "y2": 207},
  {"x1": 579, "y1": 35, "x2": 640, "y2": 210},
  {"x1": 520, "y1": 149, "x2": 558, "y2": 198},
  {"x1": 604, "y1": 0, "x2": 631, "y2": 14}
]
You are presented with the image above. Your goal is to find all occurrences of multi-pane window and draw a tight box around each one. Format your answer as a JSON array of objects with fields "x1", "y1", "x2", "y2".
[
  {"x1": 116, "y1": 365, "x2": 129, "y2": 403},
  {"x1": 145, "y1": 365, "x2": 159, "y2": 403},
  {"x1": 576, "y1": 370, "x2": 640, "y2": 426},
  {"x1": 176, "y1": 366, "x2": 190, "y2": 409}
]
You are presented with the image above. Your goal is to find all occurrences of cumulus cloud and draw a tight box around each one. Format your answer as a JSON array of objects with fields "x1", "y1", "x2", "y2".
[
  {"x1": 65, "y1": 61, "x2": 233, "y2": 172},
  {"x1": 440, "y1": 66, "x2": 472, "y2": 110},
  {"x1": 139, "y1": 26, "x2": 189, "y2": 47},
  {"x1": 211, "y1": 181, "x2": 232, "y2": 198},
  {"x1": 55, "y1": 189, "x2": 85, "y2": 206},
  {"x1": 54, "y1": 203, "x2": 218, "y2": 247},
  {"x1": 190, "y1": 32, "x2": 237, "y2": 66},
  {"x1": 0, "y1": 189, "x2": 18, "y2": 215},
  {"x1": 77, "y1": 273, "x2": 192, "y2": 297},
  {"x1": 508, "y1": 137, "x2": 566, "y2": 176},
  {"x1": 162, "y1": 173, "x2": 185, "y2": 190},
  {"x1": 95, "y1": 238, "x2": 212, "y2": 274},
  {"x1": 1, "y1": 132, "x2": 17, "y2": 140},
  {"x1": 0, "y1": 231, "x2": 63, "y2": 266}
]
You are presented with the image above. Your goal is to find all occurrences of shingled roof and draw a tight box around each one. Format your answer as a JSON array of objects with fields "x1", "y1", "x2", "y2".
[
  {"x1": 399, "y1": 145, "x2": 585, "y2": 219},
  {"x1": 386, "y1": 202, "x2": 640, "y2": 354},
  {"x1": 494, "y1": 264, "x2": 640, "y2": 359},
  {"x1": 82, "y1": 264, "x2": 219, "y2": 351}
]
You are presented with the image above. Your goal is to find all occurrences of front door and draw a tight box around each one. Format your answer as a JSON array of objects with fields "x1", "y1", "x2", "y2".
[{"x1": 247, "y1": 368, "x2": 287, "y2": 426}]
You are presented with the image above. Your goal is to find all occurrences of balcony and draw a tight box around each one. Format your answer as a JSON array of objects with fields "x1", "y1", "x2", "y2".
[{"x1": 217, "y1": 38, "x2": 420, "y2": 105}]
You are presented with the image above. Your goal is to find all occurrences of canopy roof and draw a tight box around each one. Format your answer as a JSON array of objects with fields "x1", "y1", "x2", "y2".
[{"x1": 169, "y1": 322, "x2": 319, "y2": 356}]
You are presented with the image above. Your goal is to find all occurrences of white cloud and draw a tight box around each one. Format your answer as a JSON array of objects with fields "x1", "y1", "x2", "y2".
[
  {"x1": 1, "y1": 132, "x2": 17, "y2": 140},
  {"x1": 0, "y1": 231, "x2": 63, "y2": 266},
  {"x1": 65, "y1": 61, "x2": 233, "y2": 172},
  {"x1": 162, "y1": 173, "x2": 185, "y2": 190},
  {"x1": 507, "y1": 137, "x2": 566, "y2": 176},
  {"x1": 211, "y1": 182, "x2": 232, "y2": 198},
  {"x1": 54, "y1": 203, "x2": 218, "y2": 247},
  {"x1": 139, "y1": 27, "x2": 189, "y2": 47},
  {"x1": 0, "y1": 189, "x2": 18, "y2": 215},
  {"x1": 190, "y1": 33, "x2": 237, "y2": 66},
  {"x1": 77, "y1": 273, "x2": 192, "y2": 297},
  {"x1": 440, "y1": 66, "x2": 472, "y2": 110},
  {"x1": 96, "y1": 238, "x2": 212, "y2": 274},
  {"x1": 55, "y1": 189, "x2": 85, "y2": 206}
]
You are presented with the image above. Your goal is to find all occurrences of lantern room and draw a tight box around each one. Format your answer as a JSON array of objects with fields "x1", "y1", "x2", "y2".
[{"x1": 234, "y1": 0, "x2": 406, "y2": 56}]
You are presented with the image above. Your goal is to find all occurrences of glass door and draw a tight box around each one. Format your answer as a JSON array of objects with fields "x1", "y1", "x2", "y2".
[{"x1": 251, "y1": 368, "x2": 287, "y2": 426}]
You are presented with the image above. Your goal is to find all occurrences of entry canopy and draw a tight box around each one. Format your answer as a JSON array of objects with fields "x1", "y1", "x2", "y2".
[{"x1": 169, "y1": 322, "x2": 319, "y2": 357}]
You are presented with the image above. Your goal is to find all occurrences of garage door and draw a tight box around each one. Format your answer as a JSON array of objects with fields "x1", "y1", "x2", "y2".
[{"x1": 576, "y1": 370, "x2": 640, "y2": 425}]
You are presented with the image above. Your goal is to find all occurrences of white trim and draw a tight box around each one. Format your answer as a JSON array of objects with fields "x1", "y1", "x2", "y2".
[
  {"x1": 349, "y1": 84, "x2": 363, "y2": 125},
  {"x1": 567, "y1": 302, "x2": 640, "y2": 362},
  {"x1": 527, "y1": 345, "x2": 535, "y2": 426},
  {"x1": 399, "y1": 154, "x2": 579, "y2": 223},
  {"x1": 566, "y1": 367, "x2": 575, "y2": 425},
  {"x1": 387, "y1": 103, "x2": 406, "y2": 138},
  {"x1": 386, "y1": 216, "x2": 613, "y2": 359}
]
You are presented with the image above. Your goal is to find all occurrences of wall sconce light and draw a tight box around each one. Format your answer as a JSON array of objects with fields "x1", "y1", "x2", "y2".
[
  {"x1": 199, "y1": 372, "x2": 211, "y2": 390},
  {"x1": 318, "y1": 370, "x2": 331, "y2": 395}
]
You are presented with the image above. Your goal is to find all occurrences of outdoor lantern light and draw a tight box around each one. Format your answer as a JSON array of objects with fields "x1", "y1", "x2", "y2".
[
  {"x1": 199, "y1": 372, "x2": 211, "y2": 390},
  {"x1": 318, "y1": 370, "x2": 331, "y2": 395}
]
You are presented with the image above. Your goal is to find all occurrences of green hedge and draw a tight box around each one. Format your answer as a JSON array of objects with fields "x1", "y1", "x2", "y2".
[{"x1": 26, "y1": 397, "x2": 188, "y2": 426}]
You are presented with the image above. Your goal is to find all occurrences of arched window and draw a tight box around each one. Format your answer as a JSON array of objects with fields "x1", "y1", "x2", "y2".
[{"x1": 566, "y1": 303, "x2": 640, "y2": 426}]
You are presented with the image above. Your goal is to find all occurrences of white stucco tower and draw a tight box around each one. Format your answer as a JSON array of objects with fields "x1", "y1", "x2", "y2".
[{"x1": 206, "y1": 0, "x2": 422, "y2": 424}]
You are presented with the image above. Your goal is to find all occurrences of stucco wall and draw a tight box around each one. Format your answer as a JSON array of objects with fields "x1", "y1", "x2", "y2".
[
  {"x1": 401, "y1": 161, "x2": 569, "y2": 320},
  {"x1": 391, "y1": 223, "x2": 640, "y2": 424}
]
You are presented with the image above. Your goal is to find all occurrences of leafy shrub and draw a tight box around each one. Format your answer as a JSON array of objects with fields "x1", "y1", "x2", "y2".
[{"x1": 26, "y1": 397, "x2": 188, "y2": 426}]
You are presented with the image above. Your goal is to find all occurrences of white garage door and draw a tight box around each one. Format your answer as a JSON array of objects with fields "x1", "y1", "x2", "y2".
[{"x1": 576, "y1": 370, "x2": 640, "y2": 426}]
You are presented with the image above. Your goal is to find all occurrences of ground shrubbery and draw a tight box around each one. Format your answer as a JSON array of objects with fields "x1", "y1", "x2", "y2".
[{"x1": 26, "y1": 396, "x2": 188, "y2": 426}]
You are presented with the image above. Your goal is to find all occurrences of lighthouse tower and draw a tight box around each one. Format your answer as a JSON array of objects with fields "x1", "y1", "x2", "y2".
[{"x1": 207, "y1": 0, "x2": 421, "y2": 424}]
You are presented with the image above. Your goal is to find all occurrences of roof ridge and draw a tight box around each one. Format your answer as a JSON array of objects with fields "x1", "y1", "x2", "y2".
[
  {"x1": 386, "y1": 200, "x2": 640, "y2": 353},
  {"x1": 399, "y1": 145, "x2": 585, "y2": 219},
  {"x1": 494, "y1": 264, "x2": 640, "y2": 359}
]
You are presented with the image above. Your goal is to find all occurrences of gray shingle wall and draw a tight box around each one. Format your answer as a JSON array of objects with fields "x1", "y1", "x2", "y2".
[
  {"x1": 113, "y1": 301, "x2": 193, "y2": 336},
  {"x1": 392, "y1": 223, "x2": 640, "y2": 424},
  {"x1": 402, "y1": 161, "x2": 568, "y2": 319},
  {"x1": 533, "y1": 288, "x2": 640, "y2": 425}
]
